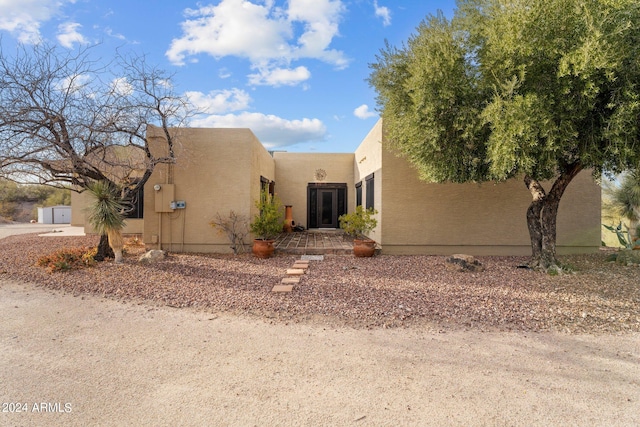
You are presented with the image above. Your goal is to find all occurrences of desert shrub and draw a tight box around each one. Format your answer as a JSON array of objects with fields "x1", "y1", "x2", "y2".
[
  {"x1": 125, "y1": 236, "x2": 144, "y2": 247},
  {"x1": 43, "y1": 188, "x2": 71, "y2": 206},
  {"x1": 210, "y1": 210, "x2": 250, "y2": 254},
  {"x1": 37, "y1": 247, "x2": 97, "y2": 273},
  {"x1": 0, "y1": 201, "x2": 18, "y2": 221}
]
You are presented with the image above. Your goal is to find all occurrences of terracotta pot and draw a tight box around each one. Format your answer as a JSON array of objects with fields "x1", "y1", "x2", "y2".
[
  {"x1": 252, "y1": 239, "x2": 275, "y2": 258},
  {"x1": 353, "y1": 239, "x2": 376, "y2": 257}
]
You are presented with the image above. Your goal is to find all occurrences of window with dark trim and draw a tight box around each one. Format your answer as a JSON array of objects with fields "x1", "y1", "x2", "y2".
[
  {"x1": 355, "y1": 181, "x2": 362, "y2": 207},
  {"x1": 365, "y1": 173, "x2": 374, "y2": 210},
  {"x1": 260, "y1": 176, "x2": 275, "y2": 196},
  {"x1": 124, "y1": 183, "x2": 143, "y2": 219}
]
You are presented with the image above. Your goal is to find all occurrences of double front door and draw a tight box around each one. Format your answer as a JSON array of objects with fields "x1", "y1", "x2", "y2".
[{"x1": 307, "y1": 184, "x2": 347, "y2": 229}]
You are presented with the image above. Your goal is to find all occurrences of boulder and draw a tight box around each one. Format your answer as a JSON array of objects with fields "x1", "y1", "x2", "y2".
[
  {"x1": 445, "y1": 254, "x2": 484, "y2": 272},
  {"x1": 138, "y1": 250, "x2": 166, "y2": 264}
]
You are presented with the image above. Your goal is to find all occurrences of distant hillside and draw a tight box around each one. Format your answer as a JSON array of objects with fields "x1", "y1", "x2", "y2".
[{"x1": 0, "y1": 180, "x2": 71, "y2": 223}]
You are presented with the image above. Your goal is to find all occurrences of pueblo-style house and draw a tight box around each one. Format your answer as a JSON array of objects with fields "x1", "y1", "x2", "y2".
[{"x1": 72, "y1": 119, "x2": 601, "y2": 255}]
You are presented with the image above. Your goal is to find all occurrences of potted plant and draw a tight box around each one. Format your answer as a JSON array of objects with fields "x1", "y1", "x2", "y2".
[
  {"x1": 250, "y1": 189, "x2": 284, "y2": 258},
  {"x1": 339, "y1": 205, "x2": 378, "y2": 257}
]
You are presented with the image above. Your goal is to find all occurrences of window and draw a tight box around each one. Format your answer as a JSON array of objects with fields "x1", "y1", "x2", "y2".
[
  {"x1": 365, "y1": 173, "x2": 374, "y2": 210},
  {"x1": 260, "y1": 176, "x2": 275, "y2": 196},
  {"x1": 124, "y1": 183, "x2": 143, "y2": 219},
  {"x1": 355, "y1": 182, "x2": 362, "y2": 207}
]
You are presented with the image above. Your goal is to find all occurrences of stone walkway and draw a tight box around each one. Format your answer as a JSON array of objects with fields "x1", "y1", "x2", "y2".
[{"x1": 274, "y1": 230, "x2": 353, "y2": 255}]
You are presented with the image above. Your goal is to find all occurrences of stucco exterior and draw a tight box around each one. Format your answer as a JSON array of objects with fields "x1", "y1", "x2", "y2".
[
  {"x1": 143, "y1": 126, "x2": 275, "y2": 253},
  {"x1": 353, "y1": 119, "x2": 384, "y2": 241},
  {"x1": 379, "y1": 147, "x2": 600, "y2": 255},
  {"x1": 273, "y1": 152, "x2": 355, "y2": 229},
  {"x1": 71, "y1": 119, "x2": 601, "y2": 256},
  {"x1": 353, "y1": 120, "x2": 600, "y2": 255}
]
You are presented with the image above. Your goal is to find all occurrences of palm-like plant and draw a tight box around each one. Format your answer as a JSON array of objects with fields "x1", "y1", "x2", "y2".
[
  {"x1": 604, "y1": 170, "x2": 640, "y2": 239},
  {"x1": 86, "y1": 180, "x2": 126, "y2": 263}
]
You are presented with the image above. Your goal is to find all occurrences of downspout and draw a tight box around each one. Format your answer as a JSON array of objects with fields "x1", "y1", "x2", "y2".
[
  {"x1": 158, "y1": 212, "x2": 162, "y2": 251},
  {"x1": 181, "y1": 209, "x2": 186, "y2": 252}
]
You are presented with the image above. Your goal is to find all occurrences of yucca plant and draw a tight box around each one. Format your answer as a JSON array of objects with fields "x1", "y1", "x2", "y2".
[
  {"x1": 86, "y1": 180, "x2": 126, "y2": 263},
  {"x1": 604, "y1": 170, "x2": 640, "y2": 242}
]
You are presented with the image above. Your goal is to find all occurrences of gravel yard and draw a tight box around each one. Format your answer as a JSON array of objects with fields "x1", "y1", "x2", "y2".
[{"x1": 1, "y1": 233, "x2": 638, "y2": 333}]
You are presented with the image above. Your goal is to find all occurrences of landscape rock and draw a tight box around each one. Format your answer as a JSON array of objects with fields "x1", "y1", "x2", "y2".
[
  {"x1": 445, "y1": 254, "x2": 484, "y2": 272},
  {"x1": 138, "y1": 250, "x2": 166, "y2": 264}
]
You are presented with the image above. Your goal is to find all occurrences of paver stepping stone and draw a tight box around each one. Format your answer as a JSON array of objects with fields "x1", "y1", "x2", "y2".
[
  {"x1": 301, "y1": 255, "x2": 324, "y2": 261},
  {"x1": 292, "y1": 263, "x2": 308, "y2": 269},
  {"x1": 286, "y1": 268, "x2": 305, "y2": 275},
  {"x1": 281, "y1": 277, "x2": 300, "y2": 284},
  {"x1": 272, "y1": 285, "x2": 294, "y2": 293}
]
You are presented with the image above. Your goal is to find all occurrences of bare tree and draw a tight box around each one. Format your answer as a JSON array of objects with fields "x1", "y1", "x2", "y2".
[{"x1": 0, "y1": 42, "x2": 193, "y2": 258}]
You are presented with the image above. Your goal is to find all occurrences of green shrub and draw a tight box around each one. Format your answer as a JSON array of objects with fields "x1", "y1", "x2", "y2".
[
  {"x1": 250, "y1": 190, "x2": 284, "y2": 240},
  {"x1": 339, "y1": 205, "x2": 378, "y2": 238}
]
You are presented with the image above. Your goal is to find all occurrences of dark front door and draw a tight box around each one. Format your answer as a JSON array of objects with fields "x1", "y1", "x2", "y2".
[
  {"x1": 319, "y1": 189, "x2": 338, "y2": 228},
  {"x1": 308, "y1": 183, "x2": 347, "y2": 229}
]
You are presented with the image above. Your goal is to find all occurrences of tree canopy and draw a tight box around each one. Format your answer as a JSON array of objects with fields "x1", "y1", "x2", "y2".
[
  {"x1": 0, "y1": 42, "x2": 193, "y2": 260},
  {"x1": 0, "y1": 42, "x2": 192, "y2": 194},
  {"x1": 369, "y1": 0, "x2": 640, "y2": 269}
]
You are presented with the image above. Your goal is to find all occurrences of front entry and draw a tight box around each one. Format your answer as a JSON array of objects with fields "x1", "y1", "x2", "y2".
[{"x1": 307, "y1": 183, "x2": 347, "y2": 229}]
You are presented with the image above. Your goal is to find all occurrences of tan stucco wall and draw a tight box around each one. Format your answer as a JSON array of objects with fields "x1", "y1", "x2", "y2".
[
  {"x1": 70, "y1": 191, "x2": 84, "y2": 227},
  {"x1": 379, "y1": 144, "x2": 602, "y2": 255},
  {"x1": 353, "y1": 119, "x2": 383, "y2": 241},
  {"x1": 273, "y1": 152, "x2": 355, "y2": 229},
  {"x1": 144, "y1": 127, "x2": 275, "y2": 253}
]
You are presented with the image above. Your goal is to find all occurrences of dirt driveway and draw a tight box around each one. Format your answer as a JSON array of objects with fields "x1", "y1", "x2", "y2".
[{"x1": 1, "y1": 279, "x2": 638, "y2": 427}]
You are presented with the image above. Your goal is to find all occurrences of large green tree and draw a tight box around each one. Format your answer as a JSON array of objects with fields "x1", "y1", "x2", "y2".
[{"x1": 369, "y1": 0, "x2": 640, "y2": 269}]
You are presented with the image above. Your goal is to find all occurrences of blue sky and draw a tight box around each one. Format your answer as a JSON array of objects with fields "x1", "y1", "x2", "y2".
[{"x1": 0, "y1": 0, "x2": 455, "y2": 153}]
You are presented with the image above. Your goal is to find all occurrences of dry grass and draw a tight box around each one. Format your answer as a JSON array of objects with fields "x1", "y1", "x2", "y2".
[{"x1": 1, "y1": 233, "x2": 638, "y2": 333}]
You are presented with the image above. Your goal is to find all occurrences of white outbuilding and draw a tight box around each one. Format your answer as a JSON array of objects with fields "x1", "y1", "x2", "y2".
[{"x1": 37, "y1": 205, "x2": 71, "y2": 224}]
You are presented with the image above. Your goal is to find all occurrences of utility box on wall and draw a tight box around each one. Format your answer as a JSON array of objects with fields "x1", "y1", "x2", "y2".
[{"x1": 153, "y1": 184, "x2": 175, "y2": 213}]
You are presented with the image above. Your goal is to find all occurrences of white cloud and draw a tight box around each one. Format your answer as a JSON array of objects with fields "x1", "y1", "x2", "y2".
[
  {"x1": 166, "y1": 0, "x2": 348, "y2": 87},
  {"x1": 354, "y1": 104, "x2": 377, "y2": 119},
  {"x1": 373, "y1": 0, "x2": 391, "y2": 27},
  {"x1": 110, "y1": 77, "x2": 134, "y2": 96},
  {"x1": 287, "y1": 0, "x2": 347, "y2": 65},
  {"x1": 191, "y1": 111, "x2": 326, "y2": 148},
  {"x1": 55, "y1": 73, "x2": 90, "y2": 94},
  {"x1": 248, "y1": 66, "x2": 311, "y2": 86},
  {"x1": 186, "y1": 89, "x2": 252, "y2": 114},
  {"x1": 104, "y1": 27, "x2": 126, "y2": 40},
  {"x1": 0, "y1": 0, "x2": 74, "y2": 44},
  {"x1": 166, "y1": 0, "x2": 290, "y2": 66},
  {"x1": 57, "y1": 22, "x2": 87, "y2": 48}
]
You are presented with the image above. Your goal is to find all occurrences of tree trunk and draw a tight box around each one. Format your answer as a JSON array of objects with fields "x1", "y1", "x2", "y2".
[
  {"x1": 94, "y1": 233, "x2": 114, "y2": 261},
  {"x1": 524, "y1": 163, "x2": 583, "y2": 270},
  {"x1": 107, "y1": 229, "x2": 124, "y2": 263}
]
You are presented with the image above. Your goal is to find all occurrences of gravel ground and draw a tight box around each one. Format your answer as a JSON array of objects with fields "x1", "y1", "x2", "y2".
[{"x1": 1, "y1": 233, "x2": 638, "y2": 333}]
